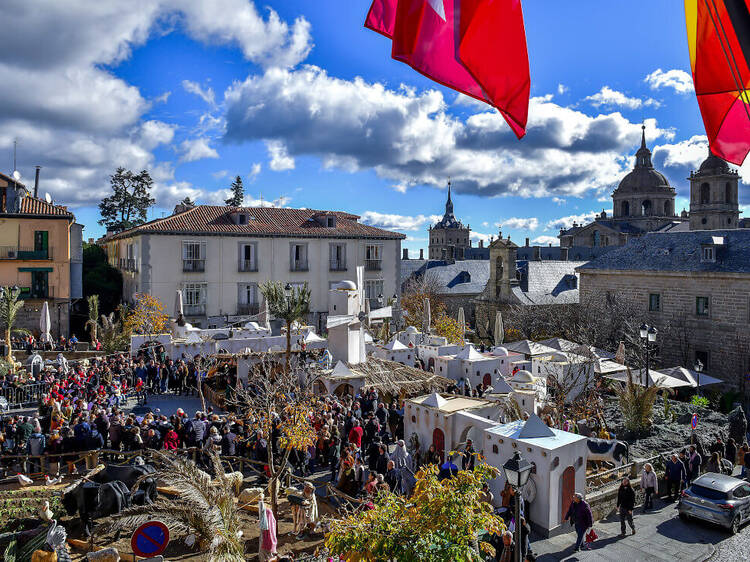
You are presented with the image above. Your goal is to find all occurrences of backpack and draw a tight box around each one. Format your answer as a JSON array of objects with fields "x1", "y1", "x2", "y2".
[{"x1": 28, "y1": 434, "x2": 45, "y2": 456}]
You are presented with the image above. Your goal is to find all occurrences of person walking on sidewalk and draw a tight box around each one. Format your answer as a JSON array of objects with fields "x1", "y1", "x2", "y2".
[
  {"x1": 617, "y1": 478, "x2": 636, "y2": 536},
  {"x1": 564, "y1": 493, "x2": 593, "y2": 552},
  {"x1": 665, "y1": 454, "x2": 686, "y2": 501},
  {"x1": 641, "y1": 463, "x2": 657, "y2": 510}
]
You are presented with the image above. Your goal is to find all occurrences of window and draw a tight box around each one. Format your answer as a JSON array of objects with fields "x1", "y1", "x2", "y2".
[
  {"x1": 32, "y1": 231, "x2": 49, "y2": 259},
  {"x1": 238, "y1": 214, "x2": 247, "y2": 225},
  {"x1": 183, "y1": 283, "x2": 207, "y2": 316},
  {"x1": 365, "y1": 244, "x2": 383, "y2": 271},
  {"x1": 702, "y1": 246, "x2": 715, "y2": 262},
  {"x1": 290, "y1": 243, "x2": 308, "y2": 271},
  {"x1": 641, "y1": 199, "x2": 652, "y2": 216},
  {"x1": 365, "y1": 279, "x2": 384, "y2": 301},
  {"x1": 700, "y1": 182, "x2": 710, "y2": 204},
  {"x1": 182, "y1": 241, "x2": 205, "y2": 272},
  {"x1": 621, "y1": 201, "x2": 630, "y2": 216},
  {"x1": 725, "y1": 182, "x2": 732, "y2": 204},
  {"x1": 592, "y1": 230, "x2": 600, "y2": 247},
  {"x1": 326, "y1": 216, "x2": 336, "y2": 227},
  {"x1": 237, "y1": 283, "x2": 259, "y2": 315},
  {"x1": 695, "y1": 350, "x2": 710, "y2": 371},
  {"x1": 649, "y1": 293, "x2": 661, "y2": 312},
  {"x1": 239, "y1": 243, "x2": 257, "y2": 271},
  {"x1": 696, "y1": 296, "x2": 710, "y2": 316},
  {"x1": 732, "y1": 484, "x2": 750, "y2": 499},
  {"x1": 330, "y1": 243, "x2": 346, "y2": 271}
]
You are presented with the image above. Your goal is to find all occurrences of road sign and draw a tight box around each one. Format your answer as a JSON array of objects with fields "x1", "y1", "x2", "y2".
[
  {"x1": 131, "y1": 521, "x2": 169, "y2": 558},
  {"x1": 691, "y1": 413, "x2": 698, "y2": 430}
]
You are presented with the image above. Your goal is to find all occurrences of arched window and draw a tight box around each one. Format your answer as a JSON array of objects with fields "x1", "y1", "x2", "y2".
[
  {"x1": 664, "y1": 200, "x2": 672, "y2": 216},
  {"x1": 641, "y1": 200, "x2": 652, "y2": 216},
  {"x1": 700, "y1": 182, "x2": 710, "y2": 204},
  {"x1": 725, "y1": 182, "x2": 732, "y2": 203},
  {"x1": 495, "y1": 256, "x2": 504, "y2": 280},
  {"x1": 621, "y1": 201, "x2": 630, "y2": 217},
  {"x1": 592, "y1": 230, "x2": 600, "y2": 247}
]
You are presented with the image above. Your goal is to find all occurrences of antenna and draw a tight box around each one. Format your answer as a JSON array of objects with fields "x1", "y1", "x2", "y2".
[
  {"x1": 44, "y1": 192, "x2": 52, "y2": 204},
  {"x1": 13, "y1": 139, "x2": 17, "y2": 171}
]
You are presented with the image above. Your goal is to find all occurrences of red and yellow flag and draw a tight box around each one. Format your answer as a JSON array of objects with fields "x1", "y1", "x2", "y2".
[{"x1": 686, "y1": 0, "x2": 750, "y2": 164}]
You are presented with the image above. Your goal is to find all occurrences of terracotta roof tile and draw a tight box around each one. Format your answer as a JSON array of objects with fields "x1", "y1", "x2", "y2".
[
  {"x1": 18, "y1": 197, "x2": 74, "y2": 217},
  {"x1": 107, "y1": 205, "x2": 405, "y2": 240}
]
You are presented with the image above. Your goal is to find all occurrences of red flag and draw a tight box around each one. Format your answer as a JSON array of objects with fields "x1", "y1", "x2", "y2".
[{"x1": 365, "y1": 0, "x2": 530, "y2": 139}]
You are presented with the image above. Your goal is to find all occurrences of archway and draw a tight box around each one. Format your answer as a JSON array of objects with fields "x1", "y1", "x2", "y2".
[
  {"x1": 483, "y1": 373, "x2": 492, "y2": 389},
  {"x1": 458, "y1": 425, "x2": 480, "y2": 454},
  {"x1": 427, "y1": 357, "x2": 435, "y2": 372},
  {"x1": 641, "y1": 200, "x2": 652, "y2": 216},
  {"x1": 664, "y1": 200, "x2": 672, "y2": 216},
  {"x1": 313, "y1": 380, "x2": 327, "y2": 395},
  {"x1": 592, "y1": 230, "x2": 600, "y2": 247},
  {"x1": 700, "y1": 182, "x2": 710, "y2": 204},
  {"x1": 560, "y1": 466, "x2": 576, "y2": 522},
  {"x1": 333, "y1": 383, "x2": 354, "y2": 397},
  {"x1": 432, "y1": 428, "x2": 445, "y2": 462},
  {"x1": 621, "y1": 201, "x2": 630, "y2": 216},
  {"x1": 725, "y1": 182, "x2": 732, "y2": 203}
]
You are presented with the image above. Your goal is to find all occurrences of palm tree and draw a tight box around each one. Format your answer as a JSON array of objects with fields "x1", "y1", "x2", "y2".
[
  {"x1": 259, "y1": 281, "x2": 311, "y2": 372},
  {"x1": 84, "y1": 295, "x2": 99, "y2": 343},
  {"x1": 111, "y1": 451, "x2": 247, "y2": 561},
  {"x1": 0, "y1": 286, "x2": 29, "y2": 369}
]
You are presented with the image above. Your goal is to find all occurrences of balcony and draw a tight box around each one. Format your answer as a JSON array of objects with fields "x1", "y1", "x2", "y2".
[
  {"x1": 365, "y1": 259, "x2": 382, "y2": 271},
  {"x1": 19, "y1": 286, "x2": 55, "y2": 300},
  {"x1": 329, "y1": 259, "x2": 347, "y2": 271},
  {"x1": 183, "y1": 259, "x2": 205, "y2": 272},
  {"x1": 118, "y1": 258, "x2": 138, "y2": 272},
  {"x1": 238, "y1": 259, "x2": 258, "y2": 272},
  {"x1": 291, "y1": 259, "x2": 308, "y2": 272},
  {"x1": 0, "y1": 247, "x2": 52, "y2": 260},
  {"x1": 184, "y1": 304, "x2": 206, "y2": 316},
  {"x1": 237, "y1": 303, "x2": 260, "y2": 316}
]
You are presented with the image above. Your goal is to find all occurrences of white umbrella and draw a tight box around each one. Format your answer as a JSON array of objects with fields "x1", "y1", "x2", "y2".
[
  {"x1": 424, "y1": 298, "x2": 431, "y2": 334},
  {"x1": 40, "y1": 301, "x2": 52, "y2": 344},
  {"x1": 614, "y1": 341, "x2": 626, "y2": 365},
  {"x1": 493, "y1": 311, "x2": 504, "y2": 346},
  {"x1": 262, "y1": 297, "x2": 271, "y2": 331},
  {"x1": 174, "y1": 289, "x2": 184, "y2": 318},
  {"x1": 457, "y1": 307, "x2": 465, "y2": 343}
]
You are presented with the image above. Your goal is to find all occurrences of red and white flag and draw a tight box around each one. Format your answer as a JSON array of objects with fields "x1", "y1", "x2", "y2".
[{"x1": 365, "y1": 0, "x2": 530, "y2": 139}]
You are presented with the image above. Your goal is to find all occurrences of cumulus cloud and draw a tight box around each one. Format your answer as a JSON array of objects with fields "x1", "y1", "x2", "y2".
[
  {"x1": 360, "y1": 211, "x2": 441, "y2": 231},
  {"x1": 496, "y1": 217, "x2": 539, "y2": 231},
  {"x1": 470, "y1": 231, "x2": 492, "y2": 243},
  {"x1": 266, "y1": 140, "x2": 295, "y2": 171},
  {"x1": 645, "y1": 68, "x2": 694, "y2": 94},
  {"x1": 552, "y1": 196, "x2": 566, "y2": 205},
  {"x1": 248, "y1": 162, "x2": 262, "y2": 182},
  {"x1": 532, "y1": 235, "x2": 559, "y2": 246},
  {"x1": 557, "y1": 84, "x2": 568, "y2": 95},
  {"x1": 179, "y1": 137, "x2": 219, "y2": 162},
  {"x1": 584, "y1": 86, "x2": 660, "y2": 109},
  {"x1": 546, "y1": 211, "x2": 605, "y2": 231}
]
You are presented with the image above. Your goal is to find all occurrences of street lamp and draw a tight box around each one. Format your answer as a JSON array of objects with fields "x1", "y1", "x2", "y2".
[
  {"x1": 639, "y1": 323, "x2": 658, "y2": 388},
  {"x1": 284, "y1": 283, "x2": 292, "y2": 298},
  {"x1": 377, "y1": 293, "x2": 384, "y2": 307},
  {"x1": 502, "y1": 451, "x2": 533, "y2": 562},
  {"x1": 694, "y1": 359, "x2": 703, "y2": 396}
]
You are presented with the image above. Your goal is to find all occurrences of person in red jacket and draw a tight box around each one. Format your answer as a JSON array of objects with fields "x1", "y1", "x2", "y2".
[
  {"x1": 164, "y1": 428, "x2": 180, "y2": 450},
  {"x1": 348, "y1": 420, "x2": 363, "y2": 449}
]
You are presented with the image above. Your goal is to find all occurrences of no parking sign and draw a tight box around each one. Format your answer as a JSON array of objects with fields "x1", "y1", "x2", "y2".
[
  {"x1": 691, "y1": 413, "x2": 698, "y2": 430},
  {"x1": 131, "y1": 521, "x2": 170, "y2": 558}
]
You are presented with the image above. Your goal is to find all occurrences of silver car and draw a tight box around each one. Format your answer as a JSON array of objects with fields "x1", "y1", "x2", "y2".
[{"x1": 678, "y1": 473, "x2": 750, "y2": 534}]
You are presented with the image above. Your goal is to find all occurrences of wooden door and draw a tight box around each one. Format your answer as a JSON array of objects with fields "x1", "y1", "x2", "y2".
[
  {"x1": 560, "y1": 466, "x2": 576, "y2": 523},
  {"x1": 432, "y1": 428, "x2": 445, "y2": 462},
  {"x1": 483, "y1": 373, "x2": 492, "y2": 389}
]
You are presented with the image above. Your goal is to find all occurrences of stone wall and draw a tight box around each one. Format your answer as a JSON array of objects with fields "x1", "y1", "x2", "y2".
[
  {"x1": 15, "y1": 300, "x2": 70, "y2": 339},
  {"x1": 580, "y1": 269, "x2": 750, "y2": 396}
]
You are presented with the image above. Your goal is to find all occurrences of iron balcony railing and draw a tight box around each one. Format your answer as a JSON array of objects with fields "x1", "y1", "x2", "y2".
[
  {"x1": 237, "y1": 303, "x2": 260, "y2": 316},
  {"x1": 365, "y1": 259, "x2": 382, "y2": 271},
  {"x1": 184, "y1": 304, "x2": 206, "y2": 316},
  {"x1": 291, "y1": 259, "x2": 309, "y2": 272},
  {"x1": 329, "y1": 259, "x2": 347, "y2": 271},
  {"x1": 238, "y1": 259, "x2": 258, "y2": 272},
  {"x1": 19, "y1": 286, "x2": 55, "y2": 299},
  {"x1": 183, "y1": 259, "x2": 206, "y2": 272},
  {"x1": 0, "y1": 246, "x2": 52, "y2": 260}
]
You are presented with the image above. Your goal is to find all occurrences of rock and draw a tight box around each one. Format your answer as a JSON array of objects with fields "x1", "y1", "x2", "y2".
[
  {"x1": 86, "y1": 547, "x2": 120, "y2": 562},
  {"x1": 31, "y1": 550, "x2": 58, "y2": 562},
  {"x1": 727, "y1": 406, "x2": 748, "y2": 444}
]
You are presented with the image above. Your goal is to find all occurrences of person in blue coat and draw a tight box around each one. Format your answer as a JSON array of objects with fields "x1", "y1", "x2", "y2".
[
  {"x1": 564, "y1": 493, "x2": 593, "y2": 552},
  {"x1": 665, "y1": 453, "x2": 686, "y2": 501}
]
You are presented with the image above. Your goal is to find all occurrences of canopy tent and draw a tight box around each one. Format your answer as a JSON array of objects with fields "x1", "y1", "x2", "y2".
[
  {"x1": 658, "y1": 366, "x2": 724, "y2": 388},
  {"x1": 603, "y1": 368, "x2": 692, "y2": 389}
]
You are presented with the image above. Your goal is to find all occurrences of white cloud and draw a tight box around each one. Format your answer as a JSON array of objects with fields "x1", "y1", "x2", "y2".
[
  {"x1": 532, "y1": 235, "x2": 559, "y2": 246},
  {"x1": 545, "y1": 210, "x2": 610, "y2": 231},
  {"x1": 496, "y1": 217, "x2": 539, "y2": 231},
  {"x1": 243, "y1": 194, "x2": 291, "y2": 207},
  {"x1": 481, "y1": 221, "x2": 489, "y2": 228},
  {"x1": 179, "y1": 137, "x2": 219, "y2": 162},
  {"x1": 265, "y1": 140, "x2": 295, "y2": 171},
  {"x1": 557, "y1": 84, "x2": 568, "y2": 95},
  {"x1": 470, "y1": 231, "x2": 492, "y2": 243},
  {"x1": 645, "y1": 68, "x2": 694, "y2": 94},
  {"x1": 182, "y1": 79, "x2": 216, "y2": 107},
  {"x1": 360, "y1": 211, "x2": 440, "y2": 231},
  {"x1": 212, "y1": 170, "x2": 229, "y2": 179},
  {"x1": 584, "y1": 86, "x2": 660, "y2": 109},
  {"x1": 139, "y1": 120, "x2": 175, "y2": 150},
  {"x1": 248, "y1": 162, "x2": 262, "y2": 182}
]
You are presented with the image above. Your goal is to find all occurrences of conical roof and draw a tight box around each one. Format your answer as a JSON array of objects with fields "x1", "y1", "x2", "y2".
[
  {"x1": 456, "y1": 344, "x2": 485, "y2": 360},
  {"x1": 331, "y1": 360, "x2": 355, "y2": 377},
  {"x1": 384, "y1": 338, "x2": 408, "y2": 351},
  {"x1": 518, "y1": 414, "x2": 556, "y2": 439},
  {"x1": 421, "y1": 392, "x2": 447, "y2": 408}
]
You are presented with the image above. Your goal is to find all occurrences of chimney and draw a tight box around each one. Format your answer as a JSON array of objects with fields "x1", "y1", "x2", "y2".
[
  {"x1": 402, "y1": 248, "x2": 409, "y2": 260},
  {"x1": 34, "y1": 166, "x2": 41, "y2": 198},
  {"x1": 478, "y1": 240, "x2": 484, "y2": 248},
  {"x1": 419, "y1": 248, "x2": 424, "y2": 260},
  {"x1": 560, "y1": 247, "x2": 569, "y2": 261},
  {"x1": 525, "y1": 237, "x2": 529, "y2": 247},
  {"x1": 533, "y1": 246, "x2": 541, "y2": 261}
]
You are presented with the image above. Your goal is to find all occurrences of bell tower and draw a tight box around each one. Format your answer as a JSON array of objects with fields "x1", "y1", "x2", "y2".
[{"x1": 689, "y1": 150, "x2": 740, "y2": 230}]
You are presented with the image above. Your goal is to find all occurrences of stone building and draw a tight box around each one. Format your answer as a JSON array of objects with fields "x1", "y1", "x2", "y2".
[
  {"x1": 559, "y1": 126, "x2": 687, "y2": 248},
  {"x1": 688, "y1": 151, "x2": 741, "y2": 230},
  {"x1": 578, "y1": 229, "x2": 750, "y2": 397},
  {"x1": 428, "y1": 182, "x2": 471, "y2": 261}
]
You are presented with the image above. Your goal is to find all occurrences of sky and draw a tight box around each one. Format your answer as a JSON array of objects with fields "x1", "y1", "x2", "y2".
[{"x1": 0, "y1": 0, "x2": 744, "y2": 252}]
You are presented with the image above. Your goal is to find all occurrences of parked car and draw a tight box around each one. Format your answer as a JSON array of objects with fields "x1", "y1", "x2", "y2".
[{"x1": 678, "y1": 472, "x2": 750, "y2": 534}]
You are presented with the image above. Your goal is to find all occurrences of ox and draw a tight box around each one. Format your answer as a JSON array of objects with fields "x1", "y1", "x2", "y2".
[
  {"x1": 62, "y1": 481, "x2": 131, "y2": 536},
  {"x1": 586, "y1": 438, "x2": 629, "y2": 466}
]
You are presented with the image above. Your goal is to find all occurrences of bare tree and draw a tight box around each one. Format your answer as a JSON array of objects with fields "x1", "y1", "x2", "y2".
[{"x1": 401, "y1": 271, "x2": 446, "y2": 329}]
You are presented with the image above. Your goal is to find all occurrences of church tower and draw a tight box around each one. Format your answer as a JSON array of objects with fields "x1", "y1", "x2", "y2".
[
  {"x1": 428, "y1": 181, "x2": 471, "y2": 261},
  {"x1": 689, "y1": 150, "x2": 740, "y2": 230}
]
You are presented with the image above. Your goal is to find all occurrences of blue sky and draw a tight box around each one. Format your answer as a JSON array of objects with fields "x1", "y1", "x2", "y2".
[{"x1": 0, "y1": 1, "x2": 739, "y2": 252}]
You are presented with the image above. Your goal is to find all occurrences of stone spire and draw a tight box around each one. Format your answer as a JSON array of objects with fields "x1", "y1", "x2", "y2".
[{"x1": 445, "y1": 179, "x2": 454, "y2": 217}]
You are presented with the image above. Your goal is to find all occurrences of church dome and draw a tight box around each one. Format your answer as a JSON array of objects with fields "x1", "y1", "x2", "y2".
[
  {"x1": 613, "y1": 125, "x2": 673, "y2": 195},
  {"x1": 696, "y1": 150, "x2": 731, "y2": 176},
  {"x1": 513, "y1": 369, "x2": 534, "y2": 383},
  {"x1": 335, "y1": 280, "x2": 357, "y2": 291}
]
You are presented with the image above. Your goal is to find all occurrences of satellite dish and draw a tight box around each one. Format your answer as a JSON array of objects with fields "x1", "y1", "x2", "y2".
[
  {"x1": 44, "y1": 192, "x2": 52, "y2": 204},
  {"x1": 12, "y1": 170, "x2": 21, "y2": 181}
]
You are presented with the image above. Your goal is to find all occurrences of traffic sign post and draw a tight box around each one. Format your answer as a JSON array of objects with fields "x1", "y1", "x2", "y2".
[
  {"x1": 690, "y1": 413, "x2": 698, "y2": 445},
  {"x1": 131, "y1": 521, "x2": 170, "y2": 558}
]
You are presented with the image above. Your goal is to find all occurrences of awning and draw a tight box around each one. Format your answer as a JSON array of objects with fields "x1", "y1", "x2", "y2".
[{"x1": 603, "y1": 368, "x2": 692, "y2": 389}]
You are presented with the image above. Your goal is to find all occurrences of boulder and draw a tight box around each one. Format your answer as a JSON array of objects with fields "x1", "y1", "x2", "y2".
[
  {"x1": 86, "y1": 547, "x2": 120, "y2": 562},
  {"x1": 727, "y1": 406, "x2": 748, "y2": 444}
]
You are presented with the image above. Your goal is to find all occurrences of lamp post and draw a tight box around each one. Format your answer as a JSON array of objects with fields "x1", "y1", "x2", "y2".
[
  {"x1": 694, "y1": 359, "x2": 703, "y2": 396},
  {"x1": 639, "y1": 323, "x2": 658, "y2": 388},
  {"x1": 502, "y1": 451, "x2": 533, "y2": 562}
]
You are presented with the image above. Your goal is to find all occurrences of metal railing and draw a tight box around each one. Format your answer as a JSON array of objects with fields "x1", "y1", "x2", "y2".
[
  {"x1": 237, "y1": 303, "x2": 260, "y2": 316},
  {"x1": 21, "y1": 286, "x2": 55, "y2": 299},
  {"x1": 0, "y1": 382, "x2": 51, "y2": 408},
  {"x1": 365, "y1": 259, "x2": 382, "y2": 271},
  {"x1": 329, "y1": 259, "x2": 347, "y2": 271},
  {"x1": 184, "y1": 304, "x2": 206, "y2": 316},
  {"x1": 291, "y1": 259, "x2": 308, "y2": 272},
  {"x1": 0, "y1": 247, "x2": 52, "y2": 260},
  {"x1": 238, "y1": 259, "x2": 258, "y2": 272},
  {"x1": 183, "y1": 259, "x2": 205, "y2": 272}
]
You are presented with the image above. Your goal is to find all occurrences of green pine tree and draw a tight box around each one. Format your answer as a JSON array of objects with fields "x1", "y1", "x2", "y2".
[
  {"x1": 98, "y1": 167, "x2": 156, "y2": 233},
  {"x1": 225, "y1": 175, "x2": 244, "y2": 206}
]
